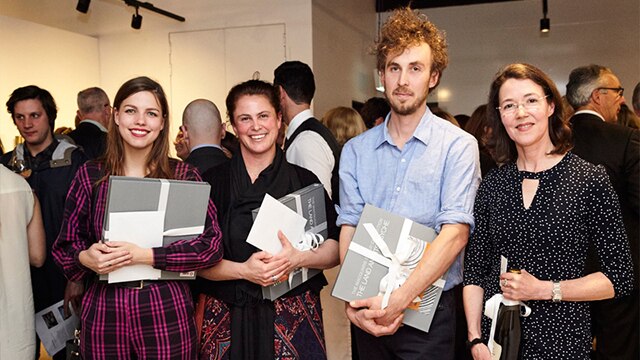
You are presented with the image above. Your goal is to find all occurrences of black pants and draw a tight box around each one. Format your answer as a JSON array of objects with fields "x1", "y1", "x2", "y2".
[{"x1": 353, "y1": 289, "x2": 456, "y2": 360}]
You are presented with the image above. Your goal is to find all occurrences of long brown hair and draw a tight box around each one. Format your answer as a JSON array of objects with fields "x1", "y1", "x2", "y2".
[
  {"x1": 486, "y1": 63, "x2": 572, "y2": 164},
  {"x1": 101, "y1": 76, "x2": 173, "y2": 182}
]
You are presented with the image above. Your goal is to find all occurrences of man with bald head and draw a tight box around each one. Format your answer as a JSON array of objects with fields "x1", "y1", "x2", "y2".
[
  {"x1": 181, "y1": 99, "x2": 228, "y2": 174},
  {"x1": 567, "y1": 64, "x2": 639, "y2": 360}
]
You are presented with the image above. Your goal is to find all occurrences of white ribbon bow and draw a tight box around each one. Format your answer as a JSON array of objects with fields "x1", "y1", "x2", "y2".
[
  {"x1": 348, "y1": 220, "x2": 422, "y2": 309},
  {"x1": 287, "y1": 231, "x2": 325, "y2": 288}
]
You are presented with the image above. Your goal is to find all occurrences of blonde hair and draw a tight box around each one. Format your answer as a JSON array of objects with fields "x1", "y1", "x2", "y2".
[{"x1": 322, "y1": 107, "x2": 366, "y2": 146}]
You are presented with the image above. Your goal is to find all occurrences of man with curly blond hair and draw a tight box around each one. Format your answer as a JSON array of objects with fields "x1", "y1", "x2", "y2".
[{"x1": 336, "y1": 7, "x2": 480, "y2": 359}]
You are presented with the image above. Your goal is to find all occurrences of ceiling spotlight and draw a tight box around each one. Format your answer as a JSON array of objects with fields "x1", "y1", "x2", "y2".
[
  {"x1": 131, "y1": 7, "x2": 143, "y2": 30},
  {"x1": 76, "y1": 0, "x2": 91, "y2": 14},
  {"x1": 540, "y1": 18, "x2": 550, "y2": 33},
  {"x1": 540, "y1": 0, "x2": 550, "y2": 33}
]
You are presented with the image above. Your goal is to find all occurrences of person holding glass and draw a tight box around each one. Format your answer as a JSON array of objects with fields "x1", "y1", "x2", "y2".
[
  {"x1": 463, "y1": 63, "x2": 634, "y2": 359},
  {"x1": 197, "y1": 79, "x2": 339, "y2": 360},
  {"x1": 52, "y1": 76, "x2": 223, "y2": 359}
]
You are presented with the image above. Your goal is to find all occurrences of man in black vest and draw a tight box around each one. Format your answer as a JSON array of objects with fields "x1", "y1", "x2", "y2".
[
  {"x1": 274, "y1": 61, "x2": 341, "y2": 205},
  {"x1": 567, "y1": 64, "x2": 639, "y2": 360},
  {"x1": 274, "y1": 60, "x2": 347, "y2": 359}
]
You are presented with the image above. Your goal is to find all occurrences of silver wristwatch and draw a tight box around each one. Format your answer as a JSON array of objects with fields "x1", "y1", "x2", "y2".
[{"x1": 552, "y1": 281, "x2": 562, "y2": 302}]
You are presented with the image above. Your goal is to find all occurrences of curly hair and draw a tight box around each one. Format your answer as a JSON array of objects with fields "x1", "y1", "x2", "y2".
[{"x1": 374, "y1": 7, "x2": 448, "y2": 88}]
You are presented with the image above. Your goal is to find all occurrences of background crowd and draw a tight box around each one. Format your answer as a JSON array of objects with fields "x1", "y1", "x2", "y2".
[{"x1": 0, "y1": 6, "x2": 638, "y2": 360}]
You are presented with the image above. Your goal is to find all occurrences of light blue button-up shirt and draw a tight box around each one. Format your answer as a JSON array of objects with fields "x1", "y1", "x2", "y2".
[{"x1": 337, "y1": 107, "x2": 481, "y2": 290}]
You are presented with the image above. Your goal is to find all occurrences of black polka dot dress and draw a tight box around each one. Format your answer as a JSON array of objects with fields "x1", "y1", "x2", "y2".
[{"x1": 464, "y1": 152, "x2": 634, "y2": 359}]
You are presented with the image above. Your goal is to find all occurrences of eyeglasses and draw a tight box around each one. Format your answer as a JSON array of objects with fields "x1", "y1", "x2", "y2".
[
  {"x1": 597, "y1": 87, "x2": 624, "y2": 99},
  {"x1": 496, "y1": 95, "x2": 549, "y2": 117}
]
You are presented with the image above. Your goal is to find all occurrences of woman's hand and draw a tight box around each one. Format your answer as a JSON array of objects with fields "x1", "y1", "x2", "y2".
[
  {"x1": 265, "y1": 231, "x2": 302, "y2": 276},
  {"x1": 106, "y1": 241, "x2": 154, "y2": 266},
  {"x1": 78, "y1": 242, "x2": 132, "y2": 274},
  {"x1": 500, "y1": 269, "x2": 548, "y2": 301},
  {"x1": 241, "y1": 251, "x2": 291, "y2": 287},
  {"x1": 470, "y1": 343, "x2": 492, "y2": 360}
]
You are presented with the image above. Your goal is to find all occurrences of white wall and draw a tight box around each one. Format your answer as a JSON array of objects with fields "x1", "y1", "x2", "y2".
[
  {"x1": 0, "y1": 15, "x2": 100, "y2": 152},
  {"x1": 312, "y1": 0, "x2": 378, "y2": 119},
  {"x1": 411, "y1": 0, "x2": 640, "y2": 116},
  {"x1": 97, "y1": 0, "x2": 313, "y2": 149}
]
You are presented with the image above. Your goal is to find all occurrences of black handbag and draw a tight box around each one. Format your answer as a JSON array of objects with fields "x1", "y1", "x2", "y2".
[{"x1": 65, "y1": 328, "x2": 81, "y2": 360}]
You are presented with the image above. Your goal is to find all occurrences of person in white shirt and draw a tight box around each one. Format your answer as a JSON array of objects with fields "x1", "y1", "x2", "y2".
[{"x1": 273, "y1": 61, "x2": 341, "y2": 204}]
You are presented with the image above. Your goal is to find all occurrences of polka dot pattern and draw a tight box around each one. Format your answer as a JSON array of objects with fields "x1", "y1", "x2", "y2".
[{"x1": 464, "y1": 152, "x2": 634, "y2": 359}]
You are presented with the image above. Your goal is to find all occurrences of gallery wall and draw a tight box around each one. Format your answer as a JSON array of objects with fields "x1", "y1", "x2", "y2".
[
  {"x1": 416, "y1": 0, "x2": 640, "y2": 116},
  {"x1": 0, "y1": 15, "x2": 100, "y2": 151}
]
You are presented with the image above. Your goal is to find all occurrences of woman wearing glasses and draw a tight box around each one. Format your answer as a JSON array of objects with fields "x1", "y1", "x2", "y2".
[{"x1": 462, "y1": 63, "x2": 633, "y2": 359}]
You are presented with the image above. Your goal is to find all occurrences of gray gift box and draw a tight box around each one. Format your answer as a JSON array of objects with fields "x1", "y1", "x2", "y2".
[
  {"x1": 251, "y1": 183, "x2": 327, "y2": 300},
  {"x1": 100, "y1": 176, "x2": 211, "y2": 281},
  {"x1": 332, "y1": 204, "x2": 446, "y2": 333}
]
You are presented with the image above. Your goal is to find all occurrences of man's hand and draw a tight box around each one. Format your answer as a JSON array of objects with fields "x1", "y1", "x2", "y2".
[
  {"x1": 345, "y1": 297, "x2": 404, "y2": 337},
  {"x1": 64, "y1": 280, "x2": 84, "y2": 317},
  {"x1": 353, "y1": 292, "x2": 409, "y2": 327}
]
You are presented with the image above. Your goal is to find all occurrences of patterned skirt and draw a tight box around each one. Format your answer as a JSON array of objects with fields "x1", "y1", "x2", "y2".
[{"x1": 198, "y1": 290, "x2": 327, "y2": 360}]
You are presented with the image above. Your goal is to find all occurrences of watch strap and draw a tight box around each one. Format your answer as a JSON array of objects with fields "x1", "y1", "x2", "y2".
[
  {"x1": 552, "y1": 280, "x2": 562, "y2": 302},
  {"x1": 466, "y1": 337, "x2": 484, "y2": 350}
]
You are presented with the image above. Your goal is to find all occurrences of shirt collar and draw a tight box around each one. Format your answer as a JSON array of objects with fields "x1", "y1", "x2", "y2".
[
  {"x1": 285, "y1": 109, "x2": 313, "y2": 139},
  {"x1": 80, "y1": 119, "x2": 108, "y2": 132},
  {"x1": 191, "y1": 144, "x2": 222, "y2": 152},
  {"x1": 574, "y1": 109, "x2": 605, "y2": 122},
  {"x1": 24, "y1": 138, "x2": 59, "y2": 167},
  {"x1": 375, "y1": 106, "x2": 433, "y2": 148}
]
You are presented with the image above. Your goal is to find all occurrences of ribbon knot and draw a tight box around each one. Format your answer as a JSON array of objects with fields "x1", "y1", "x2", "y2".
[
  {"x1": 362, "y1": 222, "x2": 422, "y2": 309},
  {"x1": 288, "y1": 231, "x2": 326, "y2": 287}
]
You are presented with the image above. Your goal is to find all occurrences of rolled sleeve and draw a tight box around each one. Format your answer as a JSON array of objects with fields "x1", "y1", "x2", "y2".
[{"x1": 434, "y1": 136, "x2": 481, "y2": 233}]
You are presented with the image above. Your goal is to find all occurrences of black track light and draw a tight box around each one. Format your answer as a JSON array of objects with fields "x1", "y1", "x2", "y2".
[
  {"x1": 540, "y1": 18, "x2": 550, "y2": 33},
  {"x1": 540, "y1": 0, "x2": 550, "y2": 33},
  {"x1": 76, "y1": 0, "x2": 91, "y2": 14},
  {"x1": 131, "y1": 7, "x2": 143, "y2": 30}
]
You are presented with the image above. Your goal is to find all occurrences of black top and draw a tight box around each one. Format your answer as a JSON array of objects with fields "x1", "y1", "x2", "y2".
[
  {"x1": 68, "y1": 121, "x2": 107, "y2": 160},
  {"x1": 184, "y1": 146, "x2": 229, "y2": 175},
  {"x1": 197, "y1": 148, "x2": 338, "y2": 359},
  {"x1": 464, "y1": 153, "x2": 634, "y2": 359}
]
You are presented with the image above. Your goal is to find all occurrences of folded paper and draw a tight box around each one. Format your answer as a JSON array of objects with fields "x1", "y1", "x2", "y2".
[{"x1": 250, "y1": 183, "x2": 328, "y2": 300}]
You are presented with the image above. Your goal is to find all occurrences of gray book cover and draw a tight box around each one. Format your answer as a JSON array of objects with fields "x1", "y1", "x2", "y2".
[
  {"x1": 100, "y1": 176, "x2": 211, "y2": 281},
  {"x1": 251, "y1": 183, "x2": 327, "y2": 300},
  {"x1": 332, "y1": 204, "x2": 446, "y2": 333}
]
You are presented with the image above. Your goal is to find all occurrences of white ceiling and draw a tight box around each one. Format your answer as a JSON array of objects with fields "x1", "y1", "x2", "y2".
[{"x1": 0, "y1": 0, "x2": 229, "y2": 37}]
